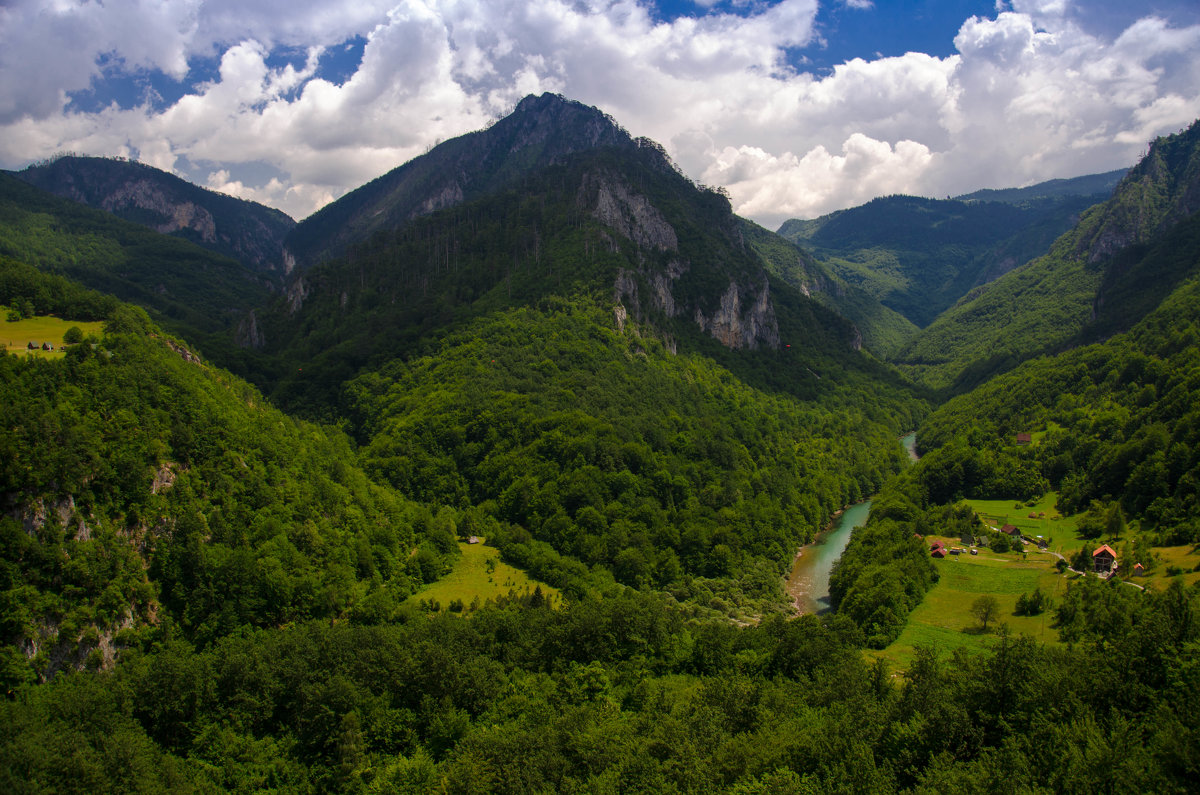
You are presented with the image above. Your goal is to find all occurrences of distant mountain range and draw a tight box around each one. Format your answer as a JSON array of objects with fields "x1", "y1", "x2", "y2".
[
  {"x1": 11, "y1": 155, "x2": 295, "y2": 277},
  {"x1": 777, "y1": 171, "x2": 1126, "y2": 330}
]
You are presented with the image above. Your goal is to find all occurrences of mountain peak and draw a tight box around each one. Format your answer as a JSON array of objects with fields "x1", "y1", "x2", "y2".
[{"x1": 284, "y1": 95, "x2": 637, "y2": 269}]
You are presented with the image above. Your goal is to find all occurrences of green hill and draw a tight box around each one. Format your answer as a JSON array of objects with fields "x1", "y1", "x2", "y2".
[
  {"x1": 895, "y1": 119, "x2": 1200, "y2": 392},
  {"x1": 777, "y1": 189, "x2": 1111, "y2": 329},
  {"x1": 12, "y1": 155, "x2": 295, "y2": 276},
  {"x1": 0, "y1": 172, "x2": 270, "y2": 347}
]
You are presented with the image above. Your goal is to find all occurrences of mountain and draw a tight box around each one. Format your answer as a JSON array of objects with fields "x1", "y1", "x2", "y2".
[
  {"x1": 741, "y1": 218, "x2": 919, "y2": 358},
  {"x1": 895, "y1": 119, "x2": 1200, "y2": 392},
  {"x1": 0, "y1": 172, "x2": 270, "y2": 343},
  {"x1": 777, "y1": 185, "x2": 1116, "y2": 329},
  {"x1": 12, "y1": 155, "x2": 295, "y2": 276},
  {"x1": 246, "y1": 96, "x2": 916, "y2": 419},
  {"x1": 283, "y1": 93, "x2": 641, "y2": 270},
  {"x1": 221, "y1": 94, "x2": 925, "y2": 613},
  {"x1": 953, "y1": 169, "x2": 1126, "y2": 204}
]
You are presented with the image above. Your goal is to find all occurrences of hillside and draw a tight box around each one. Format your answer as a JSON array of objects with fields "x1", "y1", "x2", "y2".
[
  {"x1": 894, "y1": 119, "x2": 1200, "y2": 392},
  {"x1": 12, "y1": 155, "x2": 295, "y2": 276},
  {"x1": 741, "y1": 218, "x2": 919, "y2": 358},
  {"x1": 244, "y1": 102, "x2": 919, "y2": 425},
  {"x1": 778, "y1": 188, "x2": 1113, "y2": 329},
  {"x1": 0, "y1": 172, "x2": 270, "y2": 346},
  {"x1": 1, "y1": 98, "x2": 1199, "y2": 793},
  {"x1": 283, "y1": 93, "x2": 640, "y2": 270}
]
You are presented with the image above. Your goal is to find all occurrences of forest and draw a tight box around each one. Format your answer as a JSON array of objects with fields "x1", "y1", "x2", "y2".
[{"x1": 2, "y1": 101, "x2": 1200, "y2": 792}]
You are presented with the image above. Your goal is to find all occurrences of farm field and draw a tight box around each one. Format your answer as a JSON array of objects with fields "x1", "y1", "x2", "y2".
[
  {"x1": 404, "y1": 539, "x2": 560, "y2": 613},
  {"x1": 873, "y1": 538, "x2": 1068, "y2": 671},
  {"x1": 1, "y1": 315, "x2": 105, "y2": 359},
  {"x1": 964, "y1": 492, "x2": 1079, "y2": 553}
]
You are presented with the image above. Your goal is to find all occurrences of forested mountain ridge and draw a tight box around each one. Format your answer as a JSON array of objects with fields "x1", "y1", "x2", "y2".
[
  {"x1": 894, "y1": 118, "x2": 1200, "y2": 392},
  {"x1": 0, "y1": 265, "x2": 449, "y2": 687},
  {"x1": 0, "y1": 172, "x2": 271, "y2": 347},
  {"x1": 741, "y1": 218, "x2": 920, "y2": 358},
  {"x1": 283, "y1": 93, "x2": 642, "y2": 270},
  {"x1": 2, "y1": 99, "x2": 1200, "y2": 792},
  {"x1": 953, "y1": 168, "x2": 1126, "y2": 204},
  {"x1": 12, "y1": 155, "x2": 295, "y2": 276},
  {"x1": 244, "y1": 106, "x2": 908, "y2": 422},
  {"x1": 777, "y1": 186, "x2": 1116, "y2": 329}
]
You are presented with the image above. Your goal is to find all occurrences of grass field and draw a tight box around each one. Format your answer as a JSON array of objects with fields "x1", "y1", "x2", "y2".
[
  {"x1": 964, "y1": 492, "x2": 1080, "y2": 553},
  {"x1": 1, "y1": 316, "x2": 105, "y2": 359},
  {"x1": 405, "y1": 540, "x2": 561, "y2": 613},
  {"x1": 872, "y1": 537, "x2": 1069, "y2": 671}
]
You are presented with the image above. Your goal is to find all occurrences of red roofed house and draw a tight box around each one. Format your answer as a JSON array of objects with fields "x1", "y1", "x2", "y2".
[
  {"x1": 1000, "y1": 525, "x2": 1019, "y2": 536},
  {"x1": 1015, "y1": 432, "x2": 1032, "y2": 445},
  {"x1": 1093, "y1": 545, "x2": 1118, "y2": 574},
  {"x1": 930, "y1": 541, "x2": 946, "y2": 559},
  {"x1": 1134, "y1": 563, "x2": 1145, "y2": 576}
]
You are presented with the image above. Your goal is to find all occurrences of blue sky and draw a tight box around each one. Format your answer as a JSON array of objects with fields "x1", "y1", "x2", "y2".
[{"x1": 2, "y1": 1, "x2": 1198, "y2": 227}]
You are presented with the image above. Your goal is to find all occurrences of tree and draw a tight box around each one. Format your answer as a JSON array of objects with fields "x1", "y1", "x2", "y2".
[
  {"x1": 972, "y1": 594, "x2": 1000, "y2": 633},
  {"x1": 62, "y1": 326, "x2": 84, "y2": 344}
]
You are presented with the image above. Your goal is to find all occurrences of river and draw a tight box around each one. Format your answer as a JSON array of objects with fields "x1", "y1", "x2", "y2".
[
  {"x1": 784, "y1": 433, "x2": 919, "y2": 614},
  {"x1": 784, "y1": 500, "x2": 872, "y2": 614}
]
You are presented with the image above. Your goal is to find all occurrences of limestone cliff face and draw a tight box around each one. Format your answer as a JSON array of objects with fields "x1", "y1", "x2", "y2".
[
  {"x1": 596, "y1": 172, "x2": 778, "y2": 350},
  {"x1": 236, "y1": 309, "x2": 266, "y2": 349},
  {"x1": 287, "y1": 277, "x2": 309, "y2": 314},
  {"x1": 102, "y1": 179, "x2": 219, "y2": 243},
  {"x1": 586, "y1": 172, "x2": 678, "y2": 252},
  {"x1": 693, "y1": 279, "x2": 780, "y2": 350}
]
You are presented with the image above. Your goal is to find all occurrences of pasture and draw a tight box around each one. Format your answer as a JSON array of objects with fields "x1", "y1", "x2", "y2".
[{"x1": 405, "y1": 540, "x2": 560, "y2": 613}]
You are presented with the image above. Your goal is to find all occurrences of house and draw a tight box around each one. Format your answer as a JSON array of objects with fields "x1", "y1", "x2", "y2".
[
  {"x1": 1093, "y1": 545, "x2": 1118, "y2": 574},
  {"x1": 467, "y1": 536, "x2": 481, "y2": 545},
  {"x1": 930, "y1": 541, "x2": 946, "y2": 558},
  {"x1": 1015, "y1": 432, "x2": 1032, "y2": 445},
  {"x1": 26, "y1": 341, "x2": 36, "y2": 350},
  {"x1": 41, "y1": 342, "x2": 53, "y2": 351},
  {"x1": 1134, "y1": 562, "x2": 1145, "y2": 576},
  {"x1": 1000, "y1": 524, "x2": 1020, "y2": 536}
]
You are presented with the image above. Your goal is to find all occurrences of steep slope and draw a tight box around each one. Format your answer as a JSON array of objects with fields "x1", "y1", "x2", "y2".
[
  {"x1": 284, "y1": 93, "x2": 640, "y2": 269},
  {"x1": 250, "y1": 118, "x2": 894, "y2": 416},
  {"x1": 223, "y1": 97, "x2": 927, "y2": 614},
  {"x1": 896, "y1": 118, "x2": 1200, "y2": 392},
  {"x1": 777, "y1": 188, "x2": 1113, "y2": 328},
  {"x1": 12, "y1": 155, "x2": 295, "y2": 275},
  {"x1": 0, "y1": 263, "x2": 440, "y2": 685},
  {"x1": 741, "y1": 218, "x2": 919, "y2": 358},
  {"x1": 918, "y1": 268, "x2": 1200, "y2": 542},
  {"x1": 0, "y1": 172, "x2": 270, "y2": 344}
]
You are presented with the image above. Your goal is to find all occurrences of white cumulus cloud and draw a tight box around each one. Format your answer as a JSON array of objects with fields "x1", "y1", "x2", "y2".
[{"x1": 0, "y1": 0, "x2": 1197, "y2": 227}]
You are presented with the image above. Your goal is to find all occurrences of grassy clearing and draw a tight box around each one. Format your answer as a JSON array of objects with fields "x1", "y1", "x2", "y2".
[
  {"x1": 964, "y1": 492, "x2": 1085, "y2": 556},
  {"x1": 405, "y1": 540, "x2": 561, "y2": 613},
  {"x1": 873, "y1": 537, "x2": 1068, "y2": 671},
  {"x1": 1144, "y1": 545, "x2": 1200, "y2": 589},
  {"x1": 1, "y1": 315, "x2": 105, "y2": 359}
]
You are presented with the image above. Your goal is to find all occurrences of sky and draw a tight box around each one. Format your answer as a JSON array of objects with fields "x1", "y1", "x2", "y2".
[{"x1": 1, "y1": 1, "x2": 1198, "y2": 230}]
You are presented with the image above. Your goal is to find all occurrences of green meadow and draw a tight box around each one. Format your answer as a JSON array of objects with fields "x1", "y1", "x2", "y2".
[
  {"x1": 1, "y1": 314, "x2": 105, "y2": 359},
  {"x1": 873, "y1": 538, "x2": 1068, "y2": 671},
  {"x1": 405, "y1": 540, "x2": 561, "y2": 613}
]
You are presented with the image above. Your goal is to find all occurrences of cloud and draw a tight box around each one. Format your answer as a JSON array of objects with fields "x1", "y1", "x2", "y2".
[{"x1": 0, "y1": 0, "x2": 1198, "y2": 227}]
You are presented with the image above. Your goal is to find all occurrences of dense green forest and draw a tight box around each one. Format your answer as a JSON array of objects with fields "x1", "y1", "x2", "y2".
[
  {"x1": 0, "y1": 172, "x2": 270, "y2": 348},
  {"x1": 894, "y1": 119, "x2": 1200, "y2": 393},
  {"x1": 3, "y1": 97, "x2": 1200, "y2": 792}
]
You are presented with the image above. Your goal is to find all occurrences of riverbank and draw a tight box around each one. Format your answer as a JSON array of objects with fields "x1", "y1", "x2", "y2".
[{"x1": 785, "y1": 500, "x2": 871, "y2": 614}]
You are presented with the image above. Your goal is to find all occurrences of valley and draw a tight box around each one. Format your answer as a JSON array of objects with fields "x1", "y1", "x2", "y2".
[{"x1": 1, "y1": 96, "x2": 1198, "y2": 792}]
